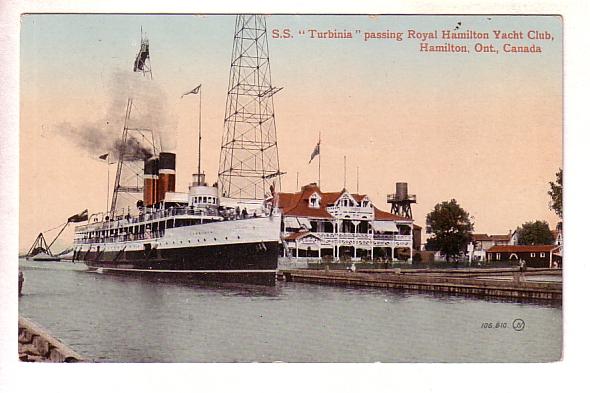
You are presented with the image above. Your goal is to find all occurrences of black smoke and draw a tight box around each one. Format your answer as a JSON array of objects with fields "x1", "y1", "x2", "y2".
[{"x1": 56, "y1": 122, "x2": 154, "y2": 160}]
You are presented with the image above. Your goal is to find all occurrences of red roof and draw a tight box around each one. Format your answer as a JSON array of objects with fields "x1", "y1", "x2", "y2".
[
  {"x1": 282, "y1": 231, "x2": 319, "y2": 241},
  {"x1": 490, "y1": 234, "x2": 511, "y2": 242},
  {"x1": 472, "y1": 233, "x2": 493, "y2": 241},
  {"x1": 487, "y1": 245, "x2": 558, "y2": 253},
  {"x1": 276, "y1": 184, "x2": 332, "y2": 219},
  {"x1": 276, "y1": 183, "x2": 411, "y2": 222},
  {"x1": 374, "y1": 207, "x2": 410, "y2": 222}
]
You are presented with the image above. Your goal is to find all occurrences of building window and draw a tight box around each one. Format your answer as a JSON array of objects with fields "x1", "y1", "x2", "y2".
[
  {"x1": 540, "y1": 252, "x2": 545, "y2": 258},
  {"x1": 496, "y1": 253, "x2": 501, "y2": 261},
  {"x1": 309, "y1": 193, "x2": 321, "y2": 208},
  {"x1": 530, "y1": 253, "x2": 536, "y2": 257}
]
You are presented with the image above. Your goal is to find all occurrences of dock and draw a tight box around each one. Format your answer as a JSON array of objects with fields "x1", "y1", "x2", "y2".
[
  {"x1": 18, "y1": 317, "x2": 88, "y2": 362},
  {"x1": 279, "y1": 268, "x2": 562, "y2": 301}
]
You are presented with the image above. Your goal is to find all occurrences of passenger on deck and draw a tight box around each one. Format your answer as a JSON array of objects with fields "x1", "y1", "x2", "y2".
[{"x1": 18, "y1": 271, "x2": 24, "y2": 296}]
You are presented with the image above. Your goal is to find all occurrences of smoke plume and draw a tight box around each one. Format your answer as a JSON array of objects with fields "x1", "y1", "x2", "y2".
[{"x1": 54, "y1": 70, "x2": 178, "y2": 159}]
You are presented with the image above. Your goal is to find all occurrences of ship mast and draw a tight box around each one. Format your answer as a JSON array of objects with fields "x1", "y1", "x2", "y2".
[
  {"x1": 198, "y1": 85, "x2": 203, "y2": 183},
  {"x1": 182, "y1": 84, "x2": 205, "y2": 185}
]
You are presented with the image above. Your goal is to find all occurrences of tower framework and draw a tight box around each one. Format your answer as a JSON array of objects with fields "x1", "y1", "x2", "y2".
[
  {"x1": 387, "y1": 182, "x2": 417, "y2": 219},
  {"x1": 218, "y1": 15, "x2": 283, "y2": 200}
]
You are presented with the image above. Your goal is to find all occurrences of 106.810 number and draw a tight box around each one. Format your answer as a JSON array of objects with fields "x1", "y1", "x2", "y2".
[{"x1": 481, "y1": 322, "x2": 508, "y2": 329}]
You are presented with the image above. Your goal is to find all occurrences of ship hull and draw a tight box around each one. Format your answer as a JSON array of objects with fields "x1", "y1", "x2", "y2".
[
  {"x1": 80, "y1": 241, "x2": 278, "y2": 286},
  {"x1": 74, "y1": 216, "x2": 281, "y2": 286}
]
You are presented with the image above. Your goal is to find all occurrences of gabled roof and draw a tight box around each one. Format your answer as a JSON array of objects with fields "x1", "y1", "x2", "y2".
[
  {"x1": 487, "y1": 245, "x2": 559, "y2": 253},
  {"x1": 472, "y1": 233, "x2": 493, "y2": 241},
  {"x1": 490, "y1": 234, "x2": 511, "y2": 242},
  {"x1": 276, "y1": 184, "x2": 333, "y2": 219},
  {"x1": 276, "y1": 183, "x2": 411, "y2": 222}
]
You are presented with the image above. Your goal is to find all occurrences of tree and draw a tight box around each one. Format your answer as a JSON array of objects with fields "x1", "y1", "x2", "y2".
[
  {"x1": 548, "y1": 168, "x2": 562, "y2": 219},
  {"x1": 425, "y1": 199, "x2": 474, "y2": 262},
  {"x1": 516, "y1": 220, "x2": 554, "y2": 245}
]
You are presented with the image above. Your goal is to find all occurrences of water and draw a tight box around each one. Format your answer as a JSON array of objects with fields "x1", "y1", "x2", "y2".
[{"x1": 18, "y1": 259, "x2": 562, "y2": 362}]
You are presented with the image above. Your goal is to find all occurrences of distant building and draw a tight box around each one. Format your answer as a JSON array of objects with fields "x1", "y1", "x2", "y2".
[
  {"x1": 470, "y1": 231, "x2": 514, "y2": 261},
  {"x1": 412, "y1": 224, "x2": 422, "y2": 252},
  {"x1": 551, "y1": 222, "x2": 563, "y2": 246},
  {"x1": 276, "y1": 183, "x2": 413, "y2": 262},
  {"x1": 486, "y1": 245, "x2": 562, "y2": 268},
  {"x1": 489, "y1": 233, "x2": 511, "y2": 245}
]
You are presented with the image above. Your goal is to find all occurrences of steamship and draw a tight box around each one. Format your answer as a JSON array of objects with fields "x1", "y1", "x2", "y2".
[{"x1": 71, "y1": 152, "x2": 281, "y2": 285}]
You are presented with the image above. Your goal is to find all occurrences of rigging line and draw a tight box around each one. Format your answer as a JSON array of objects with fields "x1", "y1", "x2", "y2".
[{"x1": 42, "y1": 221, "x2": 68, "y2": 233}]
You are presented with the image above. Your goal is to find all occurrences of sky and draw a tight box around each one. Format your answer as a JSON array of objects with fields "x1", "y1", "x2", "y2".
[{"x1": 19, "y1": 14, "x2": 562, "y2": 251}]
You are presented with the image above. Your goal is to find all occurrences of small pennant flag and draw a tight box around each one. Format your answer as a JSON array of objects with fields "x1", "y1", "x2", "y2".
[
  {"x1": 98, "y1": 153, "x2": 109, "y2": 160},
  {"x1": 181, "y1": 84, "x2": 202, "y2": 99},
  {"x1": 309, "y1": 142, "x2": 320, "y2": 163},
  {"x1": 133, "y1": 41, "x2": 150, "y2": 72}
]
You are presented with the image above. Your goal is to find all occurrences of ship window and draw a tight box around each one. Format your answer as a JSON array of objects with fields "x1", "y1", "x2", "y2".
[
  {"x1": 496, "y1": 253, "x2": 501, "y2": 260},
  {"x1": 531, "y1": 253, "x2": 536, "y2": 257},
  {"x1": 540, "y1": 252, "x2": 546, "y2": 257}
]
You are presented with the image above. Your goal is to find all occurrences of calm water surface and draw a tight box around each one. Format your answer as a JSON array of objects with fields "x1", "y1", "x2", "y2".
[{"x1": 18, "y1": 259, "x2": 562, "y2": 362}]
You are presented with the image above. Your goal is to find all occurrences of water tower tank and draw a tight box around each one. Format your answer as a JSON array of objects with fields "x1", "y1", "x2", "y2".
[{"x1": 396, "y1": 182, "x2": 408, "y2": 200}]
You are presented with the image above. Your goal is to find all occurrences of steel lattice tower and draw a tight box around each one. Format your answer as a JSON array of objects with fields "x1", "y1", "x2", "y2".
[{"x1": 218, "y1": 15, "x2": 283, "y2": 200}]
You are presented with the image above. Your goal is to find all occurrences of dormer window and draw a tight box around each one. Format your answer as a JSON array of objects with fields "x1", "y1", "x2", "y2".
[
  {"x1": 309, "y1": 192, "x2": 321, "y2": 208},
  {"x1": 340, "y1": 197, "x2": 354, "y2": 207},
  {"x1": 361, "y1": 196, "x2": 372, "y2": 208}
]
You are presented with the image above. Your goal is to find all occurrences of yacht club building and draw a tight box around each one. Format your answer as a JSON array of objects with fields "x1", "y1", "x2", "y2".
[{"x1": 276, "y1": 183, "x2": 414, "y2": 262}]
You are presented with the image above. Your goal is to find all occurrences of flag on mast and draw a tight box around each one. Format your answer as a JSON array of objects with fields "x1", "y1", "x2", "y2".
[
  {"x1": 67, "y1": 209, "x2": 89, "y2": 223},
  {"x1": 181, "y1": 84, "x2": 202, "y2": 98},
  {"x1": 309, "y1": 141, "x2": 320, "y2": 163},
  {"x1": 98, "y1": 153, "x2": 109, "y2": 160}
]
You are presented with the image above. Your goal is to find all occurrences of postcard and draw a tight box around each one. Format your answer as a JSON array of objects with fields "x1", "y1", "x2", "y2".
[{"x1": 15, "y1": 12, "x2": 564, "y2": 364}]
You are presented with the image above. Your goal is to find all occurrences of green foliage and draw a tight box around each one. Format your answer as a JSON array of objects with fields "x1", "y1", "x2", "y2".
[
  {"x1": 548, "y1": 168, "x2": 563, "y2": 219},
  {"x1": 425, "y1": 199, "x2": 474, "y2": 262},
  {"x1": 516, "y1": 220, "x2": 555, "y2": 245}
]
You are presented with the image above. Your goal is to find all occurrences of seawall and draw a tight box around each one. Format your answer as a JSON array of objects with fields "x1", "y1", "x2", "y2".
[
  {"x1": 279, "y1": 268, "x2": 562, "y2": 301},
  {"x1": 18, "y1": 317, "x2": 88, "y2": 362}
]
